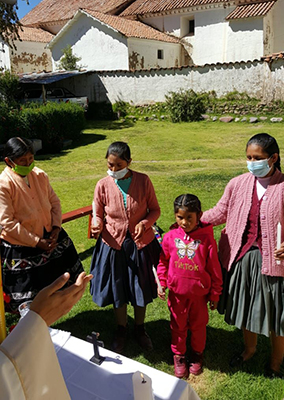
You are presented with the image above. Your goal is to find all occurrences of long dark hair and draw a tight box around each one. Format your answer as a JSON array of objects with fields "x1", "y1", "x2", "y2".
[
  {"x1": 3, "y1": 137, "x2": 34, "y2": 161},
  {"x1": 174, "y1": 194, "x2": 202, "y2": 214},
  {"x1": 246, "y1": 133, "x2": 281, "y2": 171},
  {"x1": 105, "y1": 141, "x2": 131, "y2": 162}
]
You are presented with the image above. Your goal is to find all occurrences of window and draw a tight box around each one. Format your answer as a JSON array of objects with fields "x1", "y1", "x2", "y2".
[
  {"x1": 157, "y1": 49, "x2": 164, "y2": 60},
  {"x1": 189, "y1": 19, "x2": 195, "y2": 35}
]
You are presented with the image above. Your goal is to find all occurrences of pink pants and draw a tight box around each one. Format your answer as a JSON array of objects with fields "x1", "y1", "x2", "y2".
[{"x1": 168, "y1": 291, "x2": 209, "y2": 355}]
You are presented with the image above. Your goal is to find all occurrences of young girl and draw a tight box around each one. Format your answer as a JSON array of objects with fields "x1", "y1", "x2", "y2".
[
  {"x1": 90, "y1": 141, "x2": 161, "y2": 353},
  {"x1": 202, "y1": 133, "x2": 284, "y2": 378},
  {"x1": 0, "y1": 137, "x2": 83, "y2": 312},
  {"x1": 157, "y1": 194, "x2": 222, "y2": 378}
]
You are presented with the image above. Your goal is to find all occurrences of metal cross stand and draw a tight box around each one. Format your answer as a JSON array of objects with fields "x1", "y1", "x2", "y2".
[{"x1": 86, "y1": 331, "x2": 105, "y2": 365}]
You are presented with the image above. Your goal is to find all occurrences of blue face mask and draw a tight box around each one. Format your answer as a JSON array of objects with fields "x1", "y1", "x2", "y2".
[{"x1": 246, "y1": 158, "x2": 272, "y2": 178}]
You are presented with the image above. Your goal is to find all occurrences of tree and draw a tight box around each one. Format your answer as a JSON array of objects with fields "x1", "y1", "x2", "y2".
[
  {"x1": 0, "y1": 69, "x2": 20, "y2": 107},
  {"x1": 58, "y1": 45, "x2": 82, "y2": 71},
  {"x1": 0, "y1": 0, "x2": 27, "y2": 49}
]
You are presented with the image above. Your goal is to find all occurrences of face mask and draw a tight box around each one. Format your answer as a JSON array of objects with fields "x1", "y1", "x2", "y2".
[
  {"x1": 107, "y1": 167, "x2": 128, "y2": 180},
  {"x1": 12, "y1": 161, "x2": 35, "y2": 176},
  {"x1": 246, "y1": 158, "x2": 272, "y2": 178}
]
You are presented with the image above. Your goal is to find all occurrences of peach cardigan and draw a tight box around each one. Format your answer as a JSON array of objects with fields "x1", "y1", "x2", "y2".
[
  {"x1": 94, "y1": 170, "x2": 160, "y2": 250},
  {"x1": 0, "y1": 166, "x2": 61, "y2": 247}
]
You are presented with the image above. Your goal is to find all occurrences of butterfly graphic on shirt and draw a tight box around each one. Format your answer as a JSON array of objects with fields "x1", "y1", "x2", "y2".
[{"x1": 174, "y1": 238, "x2": 201, "y2": 259}]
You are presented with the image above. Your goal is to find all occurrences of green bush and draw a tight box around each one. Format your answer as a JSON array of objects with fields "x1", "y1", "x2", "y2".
[
  {"x1": 0, "y1": 102, "x2": 85, "y2": 153},
  {"x1": 112, "y1": 100, "x2": 129, "y2": 118},
  {"x1": 165, "y1": 89, "x2": 208, "y2": 122}
]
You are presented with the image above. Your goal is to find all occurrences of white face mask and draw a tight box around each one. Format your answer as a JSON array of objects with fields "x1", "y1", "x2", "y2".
[{"x1": 107, "y1": 167, "x2": 128, "y2": 180}]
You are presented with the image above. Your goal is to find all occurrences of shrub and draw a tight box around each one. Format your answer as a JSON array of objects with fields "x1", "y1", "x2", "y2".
[
  {"x1": 0, "y1": 102, "x2": 85, "y2": 153},
  {"x1": 112, "y1": 100, "x2": 129, "y2": 118},
  {"x1": 165, "y1": 90, "x2": 207, "y2": 122},
  {"x1": 0, "y1": 70, "x2": 20, "y2": 108}
]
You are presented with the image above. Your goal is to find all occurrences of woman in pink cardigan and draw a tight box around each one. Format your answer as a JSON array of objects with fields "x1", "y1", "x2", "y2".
[
  {"x1": 0, "y1": 137, "x2": 83, "y2": 313},
  {"x1": 90, "y1": 141, "x2": 161, "y2": 353},
  {"x1": 202, "y1": 133, "x2": 284, "y2": 378}
]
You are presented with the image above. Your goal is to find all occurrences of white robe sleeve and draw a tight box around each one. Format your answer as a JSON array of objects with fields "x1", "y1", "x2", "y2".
[{"x1": 0, "y1": 310, "x2": 70, "y2": 400}]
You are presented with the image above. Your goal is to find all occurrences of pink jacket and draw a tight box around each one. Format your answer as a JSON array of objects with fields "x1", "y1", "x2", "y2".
[
  {"x1": 202, "y1": 169, "x2": 284, "y2": 277},
  {"x1": 157, "y1": 224, "x2": 222, "y2": 302},
  {"x1": 0, "y1": 166, "x2": 62, "y2": 247},
  {"x1": 94, "y1": 170, "x2": 160, "y2": 250}
]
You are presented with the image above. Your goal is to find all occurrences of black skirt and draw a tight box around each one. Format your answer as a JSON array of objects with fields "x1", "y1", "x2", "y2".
[
  {"x1": 90, "y1": 233, "x2": 161, "y2": 308},
  {"x1": 2, "y1": 228, "x2": 84, "y2": 312}
]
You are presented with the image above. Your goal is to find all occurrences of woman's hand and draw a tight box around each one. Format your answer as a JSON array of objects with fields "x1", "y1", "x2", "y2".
[
  {"x1": 30, "y1": 271, "x2": 93, "y2": 326},
  {"x1": 134, "y1": 222, "x2": 145, "y2": 241},
  {"x1": 90, "y1": 224, "x2": 103, "y2": 239},
  {"x1": 158, "y1": 286, "x2": 166, "y2": 301},
  {"x1": 49, "y1": 226, "x2": 61, "y2": 244},
  {"x1": 274, "y1": 243, "x2": 284, "y2": 260},
  {"x1": 36, "y1": 238, "x2": 57, "y2": 253},
  {"x1": 208, "y1": 300, "x2": 218, "y2": 310}
]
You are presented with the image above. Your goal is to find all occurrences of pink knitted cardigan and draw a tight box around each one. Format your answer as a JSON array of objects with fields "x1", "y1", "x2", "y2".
[{"x1": 202, "y1": 169, "x2": 284, "y2": 277}]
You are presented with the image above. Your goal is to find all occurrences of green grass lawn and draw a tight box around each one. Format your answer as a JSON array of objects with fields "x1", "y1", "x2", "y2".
[{"x1": 4, "y1": 120, "x2": 284, "y2": 400}]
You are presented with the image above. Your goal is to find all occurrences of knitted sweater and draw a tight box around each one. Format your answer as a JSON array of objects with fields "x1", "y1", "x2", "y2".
[
  {"x1": 0, "y1": 166, "x2": 61, "y2": 247},
  {"x1": 202, "y1": 169, "x2": 284, "y2": 277},
  {"x1": 94, "y1": 170, "x2": 160, "y2": 250},
  {"x1": 157, "y1": 224, "x2": 222, "y2": 301}
]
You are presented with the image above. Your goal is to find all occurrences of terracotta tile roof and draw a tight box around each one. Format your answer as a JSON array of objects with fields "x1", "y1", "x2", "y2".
[
  {"x1": 17, "y1": 26, "x2": 54, "y2": 42},
  {"x1": 82, "y1": 9, "x2": 179, "y2": 42},
  {"x1": 20, "y1": 0, "x2": 133, "y2": 26},
  {"x1": 226, "y1": 1, "x2": 276, "y2": 19},
  {"x1": 261, "y1": 51, "x2": 284, "y2": 63},
  {"x1": 120, "y1": 0, "x2": 230, "y2": 16}
]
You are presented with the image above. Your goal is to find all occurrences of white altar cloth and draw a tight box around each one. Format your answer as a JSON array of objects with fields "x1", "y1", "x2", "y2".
[{"x1": 52, "y1": 334, "x2": 201, "y2": 400}]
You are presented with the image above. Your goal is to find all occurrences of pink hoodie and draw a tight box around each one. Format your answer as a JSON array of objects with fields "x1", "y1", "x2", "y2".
[{"x1": 157, "y1": 224, "x2": 222, "y2": 302}]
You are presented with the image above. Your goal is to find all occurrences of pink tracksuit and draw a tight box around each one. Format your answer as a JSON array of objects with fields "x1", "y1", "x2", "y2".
[{"x1": 157, "y1": 223, "x2": 222, "y2": 355}]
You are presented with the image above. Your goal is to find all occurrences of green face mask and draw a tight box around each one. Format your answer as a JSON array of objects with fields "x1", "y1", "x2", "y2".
[{"x1": 12, "y1": 161, "x2": 35, "y2": 176}]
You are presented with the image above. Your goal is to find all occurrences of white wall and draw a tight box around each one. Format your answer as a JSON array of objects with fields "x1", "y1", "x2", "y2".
[
  {"x1": 269, "y1": 0, "x2": 284, "y2": 54},
  {"x1": 143, "y1": 7, "x2": 266, "y2": 65},
  {"x1": 0, "y1": 41, "x2": 11, "y2": 70},
  {"x1": 10, "y1": 41, "x2": 52, "y2": 73},
  {"x1": 50, "y1": 13, "x2": 129, "y2": 71},
  {"x1": 128, "y1": 38, "x2": 180, "y2": 69}
]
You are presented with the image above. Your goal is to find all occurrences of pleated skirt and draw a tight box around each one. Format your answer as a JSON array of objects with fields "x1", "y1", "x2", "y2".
[
  {"x1": 90, "y1": 233, "x2": 161, "y2": 308},
  {"x1": 218, "y1": 247, "x2": 284, "y2": 337}
]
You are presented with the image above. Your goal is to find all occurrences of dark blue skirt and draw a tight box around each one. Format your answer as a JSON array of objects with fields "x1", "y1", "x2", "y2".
[{"x1": 90, "y1": 233, "x2": 161, "y2": 308}]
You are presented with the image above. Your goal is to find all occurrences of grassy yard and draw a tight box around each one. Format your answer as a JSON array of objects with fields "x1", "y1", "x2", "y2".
[{"x1": 5, "y1": 119, "x2": 284, "y2": 400}]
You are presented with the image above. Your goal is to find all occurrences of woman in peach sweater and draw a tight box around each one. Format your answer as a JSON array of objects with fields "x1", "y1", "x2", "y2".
[{"x1": 0, "y1": 137, "x2": 83, "y2": 313}]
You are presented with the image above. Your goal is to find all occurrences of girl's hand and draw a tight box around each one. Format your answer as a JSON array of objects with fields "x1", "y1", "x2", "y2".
[
  {"x1": 36, "y1": 238, "x2": 57, "y2": 253},
  {"x1": 134, "y1": 222, "x2": 145, "y2": 241},
  {"x1": 90, "y1": 224, "x2": 103, "y2": 239},
  {"x1": 209, "y1": 300, "x2": 218, "y2": 310},
  {"x1": 158, "y1": 286, "x2": 166, "y2": 301},
  {"x1": 49, "y1": 226, "x2": 61, "y2": 243},
  {"x1": 274, "y1": 243, "x2": 284, "y2": 259}
]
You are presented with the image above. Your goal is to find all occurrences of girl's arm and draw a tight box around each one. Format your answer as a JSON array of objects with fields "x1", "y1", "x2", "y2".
[
  {"x1": 206, "y1": 241, "x2": 223, "y2": 306},
  {"x1": 157, "y1": 235, "x2": 170, "y2": 297}
]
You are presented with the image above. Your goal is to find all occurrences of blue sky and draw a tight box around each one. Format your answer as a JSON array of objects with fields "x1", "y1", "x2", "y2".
[{"x1": 17, "y1": 0, "x2": 41, "y2": 19}]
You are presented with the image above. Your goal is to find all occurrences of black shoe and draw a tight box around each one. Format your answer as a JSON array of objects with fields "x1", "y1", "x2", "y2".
[
  {"x1": 112, "y1": 325, "x2": 127, "y2": 354},
  {"x1": 230, "y1": 353, "x2": 244, "y2": 368},
  {"x1": 264, "y1": 364, "x2": 284, "y2": 379},
  {"x1": 134, "y1": 324, "x2": 153, "y2": 351}
]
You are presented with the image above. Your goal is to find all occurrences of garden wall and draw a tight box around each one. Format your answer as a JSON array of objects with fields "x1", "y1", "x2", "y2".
[{"x1": 62, "y1": 58, "x2": 284, "y2": 105}]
